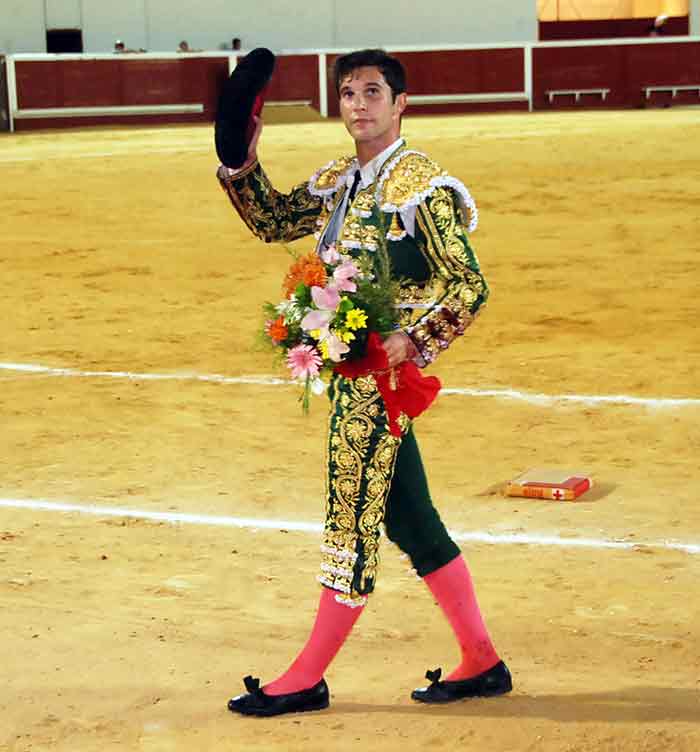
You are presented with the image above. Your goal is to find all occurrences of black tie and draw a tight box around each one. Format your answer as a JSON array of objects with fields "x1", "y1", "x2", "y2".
[{"x1": 347, "y1": 170, "x2": 361, "y2": 203}]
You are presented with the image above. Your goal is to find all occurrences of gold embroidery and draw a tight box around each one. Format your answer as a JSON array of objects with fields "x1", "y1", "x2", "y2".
[
  {"x1": 379, "y1": 152, "x2": 443, "y2": 209},
  {"x1": 406, "y1": 187, "x2": 488, "y2": 364},
  {"x1": 339, "y1": 217, "x2": 379, "y2": 251},
  {"x1": 320, "y1": 375, "x2": 400, "y2": 598},
  {"x1": 221, "y1": 165, "x2": 322, "y2": 243},
  {"x1": 311, "y1": 156, "x2": 355, "y2": 193},
  {"x1": 357, "y1": 432, "x2": 400, "y2": 590},
  {"x1": 351, "y1": 190, "x2": 376, "y2": 218}
]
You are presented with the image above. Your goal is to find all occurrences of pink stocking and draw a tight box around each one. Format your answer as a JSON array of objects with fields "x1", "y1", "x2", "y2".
[
  {"x1": 423, "y1": 555, "x2": 500, "y2": 681},
  {"x1": 264, "y1": 586, "x2": 364, "y2": 695}
]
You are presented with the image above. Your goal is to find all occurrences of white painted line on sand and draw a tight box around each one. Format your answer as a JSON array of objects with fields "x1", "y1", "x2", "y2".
[
  {"x1": 0, "y1": 145, "x2": 213, "y2": 163},
  {"x1": 2, "y1": 361, "x2": 699, "y2": 409},
  {"x1": 1, "y1": 497, "x2": 699, "y2": 556},
  {"x1": 0, "y1": 362, "x2": 290, "y2": 387}
]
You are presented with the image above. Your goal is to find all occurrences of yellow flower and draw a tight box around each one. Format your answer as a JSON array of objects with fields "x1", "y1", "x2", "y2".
[
  {"x1": 319, "y1": 340, "x2": 330, "y2": 360},
  {"x1": 345, "y1": 308, "x2": 368, "y2": 330},
  {"x1": 339, "y1": 330, "x2": 356, "y2": 344}
]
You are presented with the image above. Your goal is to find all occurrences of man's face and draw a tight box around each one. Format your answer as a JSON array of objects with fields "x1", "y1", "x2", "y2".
[{"x1": 338, "y1": 66, "x2": 406, "y2": 150}]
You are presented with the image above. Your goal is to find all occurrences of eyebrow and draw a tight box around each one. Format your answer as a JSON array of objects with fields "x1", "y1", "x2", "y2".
[{"x1": 339, "y1": 79, "x2": 385, "y2": 93}]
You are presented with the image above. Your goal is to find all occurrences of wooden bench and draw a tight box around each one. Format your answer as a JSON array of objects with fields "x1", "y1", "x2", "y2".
[
  {"x1": 644, "y1": 85, "x2": 700, "y2": 100},
  {"x1": 546, "y1": 88, "x2": 610, "y2": 104}
]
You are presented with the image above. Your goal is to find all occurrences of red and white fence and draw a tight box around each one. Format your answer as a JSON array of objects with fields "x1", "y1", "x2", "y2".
[{"x1": 2, "y1": 36, "x2": 699, "y2": 132}]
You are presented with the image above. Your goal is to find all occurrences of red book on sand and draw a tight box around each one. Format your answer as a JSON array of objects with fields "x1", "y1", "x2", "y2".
[{"x1": 505, "y1": 469, "x2": 592, "y2": 501}]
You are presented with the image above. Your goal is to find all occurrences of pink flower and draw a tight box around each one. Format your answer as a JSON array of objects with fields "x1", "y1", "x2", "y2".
[
  {"x1": 333, "y1": 260, "x2": 360, "y2": 293},
  {"x1": 300, "y1": 284, "x2": 340, "y2": 334},
  {"x1": 320, "y1": 245, "x2": 340, "y2": 264},
  {"x1": 301, "y1": 308, "x2": 332, "y2": 332},
  {"x1": 325, "y1": 333, "x2": 350, "y2": 363},
  {"x1": 286, "y1": 344, "x2": 323, "y2": 380},
  {"x1": 311, "y1": 285, "x2": 341, "y2": 310}
]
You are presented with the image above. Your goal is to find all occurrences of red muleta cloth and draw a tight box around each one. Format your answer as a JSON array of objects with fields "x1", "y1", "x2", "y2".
[{"x1": 334, "y1": 332, "x2": 442, "y2": 437}]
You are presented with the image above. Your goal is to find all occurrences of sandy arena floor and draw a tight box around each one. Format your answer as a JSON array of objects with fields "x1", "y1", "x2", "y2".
[{"x1": 1, "y1": 107, "x2": 699, "y2": 751}]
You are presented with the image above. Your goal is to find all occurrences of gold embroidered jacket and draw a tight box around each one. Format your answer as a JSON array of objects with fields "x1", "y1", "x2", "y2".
[{"x1": 218, "y1": 145, "x2": 489, "y2": 365}]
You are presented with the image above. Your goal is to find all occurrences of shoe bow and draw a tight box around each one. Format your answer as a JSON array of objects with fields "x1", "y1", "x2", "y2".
[
  {"x1": 242, "y1": 675, "x2": 267, "y2": 706},
  {"x1": 425, "y1": 668, "x2": 442, "y2": 686}
]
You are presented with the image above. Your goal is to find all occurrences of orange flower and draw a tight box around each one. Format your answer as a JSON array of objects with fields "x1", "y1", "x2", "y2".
[
  {"x1": 302, "y1": 260, "x2": 327, "y2": 288},
  {"x1": 267, "y1": 316, "x2": 288, "y2": 343},
  {"x1": 283, "y1": 253, "x2": 327, "y2": 297}
]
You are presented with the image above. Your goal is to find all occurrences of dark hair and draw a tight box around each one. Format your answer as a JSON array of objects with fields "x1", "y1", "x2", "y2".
[{"x1": 334, "y1": 49, "x2": 406, "y2": 101}]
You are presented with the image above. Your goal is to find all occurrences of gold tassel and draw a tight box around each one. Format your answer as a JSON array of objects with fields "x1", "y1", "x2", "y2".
[{"x1": 386, "y1": 212, "x2": 404, "y2": 241}]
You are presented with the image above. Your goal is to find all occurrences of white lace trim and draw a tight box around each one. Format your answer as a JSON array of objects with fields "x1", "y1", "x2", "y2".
[
  {"x1": 317, "y1": 574, "x2": 351, "y2": 594},
  {"x1": 376, "y1": 150, "x2": 479, "y2": 233},
  {"x1": 333, "y1": 593, "x2": 367, "y2": 608},
  {"x1": 351, "y1": 208, "x2": 372, "y2": 219},
  {"x1": 320, "y1": 562, "x2": 354, "y2": 578},
  {"x1": 386, "y1": 228, "x2": 407, "y2": 242},
  {"x1": 308, "y1": 158, "x2": 358, "y2": 198},
  {"x1": 320, "y1": 544, "x2": 357, "y2": 563}
]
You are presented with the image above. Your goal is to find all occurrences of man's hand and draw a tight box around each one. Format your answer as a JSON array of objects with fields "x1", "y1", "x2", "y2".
[{"x1": 382, "y1": 331, "x2": 416, "y2": 368}]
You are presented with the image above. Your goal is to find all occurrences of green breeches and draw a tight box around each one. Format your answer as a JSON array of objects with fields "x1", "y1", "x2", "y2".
[{"x1": 319, "y1": 374, "x2": 460, "y2": 605}]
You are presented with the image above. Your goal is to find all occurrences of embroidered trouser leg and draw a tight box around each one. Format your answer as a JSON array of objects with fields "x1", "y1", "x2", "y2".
[
  {"x1": 319, "y1": 373, "x2": 460, "y2": 604},
  {"x1": 319, "y1": 374, "x2": 402, "y2": 605}
]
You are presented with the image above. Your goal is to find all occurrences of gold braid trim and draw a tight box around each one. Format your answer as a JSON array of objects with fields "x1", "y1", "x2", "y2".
[
  {"x1": 406, "y1": 187, "x2": 488, "y2": 364},
  {"x1": 219, "y1": 163, "x2": 322, "y2": 243},
  {"x1": 308, "y1": 155, "x2": 357, "y2": 197},
  {"x1": 378, "y1": 151, "x2": 478, "y2": 233},
  {"x1": 320, "y1": 376, "x2": 400, "y2": 599}
]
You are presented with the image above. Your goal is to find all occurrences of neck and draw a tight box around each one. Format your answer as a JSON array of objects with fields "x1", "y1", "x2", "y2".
[{"x1": 355, "y1": 132, "x2": 400, "y2": 167}]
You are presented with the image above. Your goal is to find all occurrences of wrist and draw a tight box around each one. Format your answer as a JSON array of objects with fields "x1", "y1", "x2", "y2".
[{"x1": 217, "y1": 157, "x2": 258, "y2": 181}]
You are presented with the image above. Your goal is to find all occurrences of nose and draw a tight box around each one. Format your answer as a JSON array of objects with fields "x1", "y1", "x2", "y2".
[{"x1": 352, "y1": 94, "x2": 368, "y2": 112}]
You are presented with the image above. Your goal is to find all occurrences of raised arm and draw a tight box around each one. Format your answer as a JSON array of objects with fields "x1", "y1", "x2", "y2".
[{"x1": 217, "y1": 117, "x2": 323, "y2": 243}]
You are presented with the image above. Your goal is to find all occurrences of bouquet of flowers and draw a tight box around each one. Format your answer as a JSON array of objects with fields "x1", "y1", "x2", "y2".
[{"x1": 262, "y1": 243, "x2": 398, "y2": 410}]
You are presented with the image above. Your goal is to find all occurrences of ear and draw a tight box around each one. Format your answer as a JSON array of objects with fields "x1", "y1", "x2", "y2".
[{"x1": 394, "y1": 92, "x2": 407, "y2": 119}]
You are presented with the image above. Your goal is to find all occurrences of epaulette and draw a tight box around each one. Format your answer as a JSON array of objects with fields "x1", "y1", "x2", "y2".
[
  {"x1": 377, "y1": 150, "x2": 478, "y2": 234},
  {"x1": 308, "y1": 155, "x2": 357, "y2": 198}
]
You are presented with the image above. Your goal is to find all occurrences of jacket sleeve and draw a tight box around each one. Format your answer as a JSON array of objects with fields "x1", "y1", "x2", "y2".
[
  {"x1": 406, "y1": 186, "x2": 489, "y2": 366},
  {"x1": 217, "y1": 161, "x2": 323, "y2": 243}
]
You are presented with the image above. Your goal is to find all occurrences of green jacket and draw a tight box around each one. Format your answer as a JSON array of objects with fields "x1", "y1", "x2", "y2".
[{"x1": 218, "y1": 143, "x2": 489, "y2": 366}]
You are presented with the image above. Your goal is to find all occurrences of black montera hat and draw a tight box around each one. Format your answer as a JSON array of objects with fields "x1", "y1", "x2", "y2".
[{"x1": 215, "y1": 47, "x2": 276, "y2": 168}]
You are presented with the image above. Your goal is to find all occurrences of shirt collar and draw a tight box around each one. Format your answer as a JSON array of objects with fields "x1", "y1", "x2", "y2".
[{"x1": 346, "y1": 138, "x2": 404, "y2": 190}]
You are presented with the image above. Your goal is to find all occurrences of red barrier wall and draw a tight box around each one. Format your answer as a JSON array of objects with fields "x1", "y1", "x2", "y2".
[
  {"x1": 9, "y1": 40, "x2": 700, "y2": 130},
  {"x1": 533, "y1": 41, "x2": 700, "y2": 109},
  {"x1": 14, "y1": 56, "x2": 230, "y2": 130},
  {"x1": 264, "y1": 54, "x2": 317, "y2": 103},
  {"x1": 539, "y1": 16, "x2": 689, "y2": 40},
  {"x1": 12, "y1": 54, "x2": 318, "y2": 131}
]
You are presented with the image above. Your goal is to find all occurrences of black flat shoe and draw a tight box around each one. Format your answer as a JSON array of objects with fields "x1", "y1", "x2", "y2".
[
  {"x1": 227, "y1": 675, "x2": 330, "y2": 717},
  {"x1": 411, "y1": 661, "x2": 512, "y2": 703}
]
